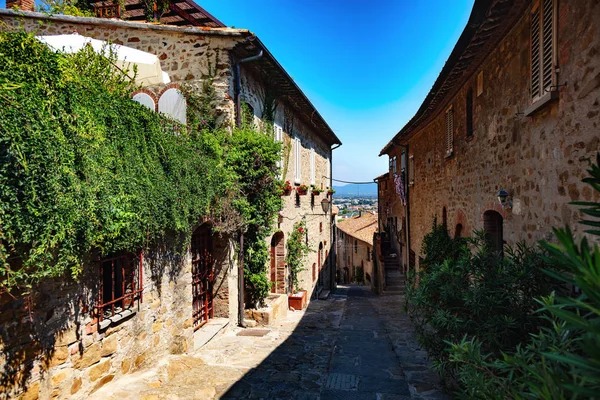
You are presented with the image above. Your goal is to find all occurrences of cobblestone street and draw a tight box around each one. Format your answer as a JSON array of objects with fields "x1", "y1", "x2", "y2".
[{"x1": 91, "y1": 285, "x2": 448, "y2": 400}]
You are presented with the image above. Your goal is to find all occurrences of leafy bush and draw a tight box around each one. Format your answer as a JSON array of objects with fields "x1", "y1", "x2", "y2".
[
  {"x1": 408, "y1": 155, "x2": 600, "y2": 398},
  {"x1": 420, "y1": 218, "x2": 464, "y2": 270},
  {"x1": 447, "y1": 155, "x2": 600, "y2": 399},
  {"x1": 406, "y1": 223, "x2": 554, "y2": 386}
]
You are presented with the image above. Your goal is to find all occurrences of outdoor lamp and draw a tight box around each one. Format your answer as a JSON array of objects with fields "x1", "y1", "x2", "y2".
[
  {"x1": 321, "y1": 198, "x2": 331, "y2": 214},
  {"x1": 497, "y1": 188, "x2": 512, "y2": 209}
]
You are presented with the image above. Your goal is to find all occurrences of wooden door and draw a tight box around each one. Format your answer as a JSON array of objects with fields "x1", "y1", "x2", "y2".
[{"x1": 191, "y1": 225, "x2": 213, "y2": 330}]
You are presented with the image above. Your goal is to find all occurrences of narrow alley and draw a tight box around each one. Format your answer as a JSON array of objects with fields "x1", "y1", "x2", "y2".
[{"x1": 90, "y1": 286, "x2": 447, "y2": 400}]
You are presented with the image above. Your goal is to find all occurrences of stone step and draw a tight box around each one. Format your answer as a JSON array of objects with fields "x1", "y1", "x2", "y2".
[{"x1": 318, "y1": 289, "x2": 330, "y2": 300}]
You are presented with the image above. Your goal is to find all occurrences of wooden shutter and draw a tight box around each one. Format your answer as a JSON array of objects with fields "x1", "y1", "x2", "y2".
[
  {"x1": 294, "y1": 136, "x2": 301, "y2": 184},
  {"x1": 541, "y1": 0, "x2": 554, "y2": 94},
  {"x1": 531, "y1": 0, "x2": 555, "y2": 100},
  {"x1": 531, "y1": 6, "x2": 541, "y2": 99},
  {"x1": 445, "y1": 108, "x2": 454, "y2": 154},
  {"x1": 310, "y1": 147, "x2": 315, "y2": 185}
]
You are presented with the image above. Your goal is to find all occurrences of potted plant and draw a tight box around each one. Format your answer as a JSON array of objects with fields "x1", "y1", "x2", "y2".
[
  {"x1": 282, "y1": 180, "x2": 293, "y2": 196},
  {"x1": 296, "y1": 184, "x2": 309, "y2": 195},
  {"x1": 327, "y1": 188, "x2": 335, "y2": 197},
  {"x1": 286, "y1": 220, "x2": 311, "y2": 310},
  {"x1": 311, "y1": 186, "x2": 323, "y2": 196}
]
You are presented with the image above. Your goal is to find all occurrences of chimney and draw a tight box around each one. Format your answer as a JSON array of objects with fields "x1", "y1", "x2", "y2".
[{"x1": 6, "y1": 0, "x2": 34, "y2": 11}]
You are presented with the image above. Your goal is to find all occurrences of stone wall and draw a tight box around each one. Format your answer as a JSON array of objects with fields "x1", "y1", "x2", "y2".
[
  {"x1": 335, "y1": 229, "x2": 374, "y2": 289},
  {"x1": 0, "y1": 249, "x2": 193, "y2": 400},
  {"x1": 383, "y1": 0, "x2": 600, "y2": 272}
]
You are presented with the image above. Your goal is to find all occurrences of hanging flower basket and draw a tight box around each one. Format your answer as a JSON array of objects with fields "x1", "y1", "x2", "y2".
[
  {"x1": 297, "y1": 184, "x2": 309, "y2": 195},
  {"x1": 282, "y1": 181, "x2": 293, "y2": 196},
  {"x1": 311, "y1": 187, "x2": 323, "y2": 196},
  {"x1": 327, "y1": 188, "x2": 335, "y2": 197}
]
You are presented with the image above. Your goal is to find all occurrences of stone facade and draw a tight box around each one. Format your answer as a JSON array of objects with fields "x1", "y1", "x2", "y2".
[
  {"x1": 379, "y1": 0, "x2": 600, "y2": 273},
  {"x1": 335, "y1": 213, "x2": 378, "y2": 290},
  {"x1": 0, "y1": 8, "x2": 340, "y2": 399}
]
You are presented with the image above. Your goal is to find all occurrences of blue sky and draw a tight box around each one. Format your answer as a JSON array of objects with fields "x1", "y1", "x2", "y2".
[
  {"x1": 200, "y1": 0, "x2": 474, "y2": 184},
  {"x1": 6, "y1": 0, "x2": 474, "y2": 183}
]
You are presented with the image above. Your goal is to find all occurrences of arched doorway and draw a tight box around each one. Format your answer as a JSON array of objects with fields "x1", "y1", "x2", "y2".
[
  {"x1": 270, "y1": 232, "x2": 285, "y2": 293},
  {"x1": 191, "y1": 224, "x2": 214, "y2": 330},
  {"x1": 318, "y1": 242, "x2": 324, "y2": 274},
  {"x1": 483, "y1": 211, "x2": 503, "y2": 254},
  {"x1": 454, "y1": 223, "x2": 463, "y2": 238}
]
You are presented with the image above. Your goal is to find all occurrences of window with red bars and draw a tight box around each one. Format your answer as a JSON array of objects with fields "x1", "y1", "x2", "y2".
[{"x1": 96, "y1": 252, "x2": 143, "y2": 321}]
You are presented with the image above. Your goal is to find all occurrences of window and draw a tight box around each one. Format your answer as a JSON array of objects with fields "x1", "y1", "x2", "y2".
[
  {"x1": 401, "y1": 150, "x2": 406, "y2": 173},
  {"x1": 319, "y1": 222, "x2": 323, "y2": 233},
  {"x1": 367, "y1": 247, "x2": 371, "y2": 261},
  {"x1": 466, "y1": 88, "x2": 474, "y2": 137},
  {"x1": 408, "y1": 154, "x2": 414, "y2": 185},
  {"x1": 294, "y1": 136, "x2": 301, "y2": 184},
  {"x1": 132, "y1": 92, "x2": 155, "y2": 111},
  {"x1": 389, "y1": 156, "x2": 397, "y2": 175},
  {"x1": 310, "y1": 146, "x2": 316, "y2": 186},
  {"x1": 158, "y1": 88, "x2": 186, "y2": 125},
  {"x1": 445, "y1": 107, "x2": 454, "y2": 156},
  {"x1": 274, "y1": 124, "x2": 284, "y2": 178},
  {"x1": 530, "y1": 0, "x2": 556, "y2": 102},
  {"x1": 354, "y1": 240, "x2": 358, "y2": 254},
  {"x1": 442, "y1": 207, "x2": 447, "y2": 227},
  {"x1": 98, "y1": 252, "x2": 143, "y2": 323}
]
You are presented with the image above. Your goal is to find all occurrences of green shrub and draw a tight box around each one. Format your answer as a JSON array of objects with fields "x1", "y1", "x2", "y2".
[
  {"x1": 409, "y1": 155, "x2": 600, "y2": 398},
  {"x1": 406, "y1": 222, "x2": 554, "y2": 387},
  {"x1": 447, "y1": 155, "x2": 600, "y2": 399}
]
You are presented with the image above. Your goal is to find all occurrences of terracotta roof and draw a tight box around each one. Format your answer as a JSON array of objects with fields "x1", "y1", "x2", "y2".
[
  {"x1": 332, "y1": 205, "x2": 340, "y2": 215},
  {"x1": 337, "y1": 213, "x2": 378, "y2": 245},
  {"x1": 380, "y1": 0, "x2": 529, "y2": 155},
  {"x1": 374, "y1": 172, "x2": 389, "y2": 181},
  {"x1": 90, "y1": 0, "x2": 225, "y2": 27}
]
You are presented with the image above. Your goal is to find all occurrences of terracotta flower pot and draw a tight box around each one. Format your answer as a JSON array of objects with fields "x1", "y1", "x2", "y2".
[{"x1": 288, "y1": 290, "x2": 307, "y2": 310}]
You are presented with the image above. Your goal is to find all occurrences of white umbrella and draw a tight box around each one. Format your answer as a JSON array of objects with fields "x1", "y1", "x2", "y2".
[{"x1": 37, "y1": 33, "x2": 170, "y2": 87}]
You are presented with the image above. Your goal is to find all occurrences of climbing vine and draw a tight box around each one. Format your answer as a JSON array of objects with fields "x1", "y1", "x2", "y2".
[{"x1": 285, "y1": 220, "x2": 311, "y2": 293}]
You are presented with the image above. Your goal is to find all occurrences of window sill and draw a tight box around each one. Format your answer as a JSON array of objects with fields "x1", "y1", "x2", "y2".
[
  {"x1": 99, "y1": 308, "x2": 136, "y2": 330},
  {"x1": 524, "y1": 90, "x2": 558, "y2": 116},
  {"x1": 445, "y1": 151, "x2": 454, "y2": 160}
]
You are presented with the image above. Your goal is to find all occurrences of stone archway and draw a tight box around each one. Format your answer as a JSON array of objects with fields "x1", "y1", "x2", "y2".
[{"x1": 270, "y1": 231, "x2": 285, "y2": 293}]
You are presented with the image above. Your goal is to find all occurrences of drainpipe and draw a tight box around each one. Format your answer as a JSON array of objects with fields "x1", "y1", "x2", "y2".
[
  {"x1": 234, "y1": 50, "x2": 264, "y2": 128},
  {"x1": 233, "y1": 49, "x2": 263, "y2": 328}
]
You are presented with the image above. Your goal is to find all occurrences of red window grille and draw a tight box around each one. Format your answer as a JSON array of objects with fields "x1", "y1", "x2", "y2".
[{"x1": 96, "y1": 252, "x2": 143, "y2": 322}]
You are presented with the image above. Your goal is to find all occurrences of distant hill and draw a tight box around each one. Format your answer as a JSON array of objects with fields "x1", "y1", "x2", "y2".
[{"x1": 332, "y1": 183, "x2": 377, "y2": 197}]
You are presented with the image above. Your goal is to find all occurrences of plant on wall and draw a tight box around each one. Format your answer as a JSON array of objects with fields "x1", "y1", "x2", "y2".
[{"x1": 286, "y1": 220, "x2": 311, "y2": 293}]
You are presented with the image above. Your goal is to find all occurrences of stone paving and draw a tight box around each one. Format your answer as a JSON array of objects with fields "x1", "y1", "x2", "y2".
[{"x1": 90, "y1": 285, "x2": 448, "y2": 400}]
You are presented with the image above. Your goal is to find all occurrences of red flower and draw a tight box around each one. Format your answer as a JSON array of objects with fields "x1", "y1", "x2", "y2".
[{"x1": 298, "y1": 227, "x2": 304, "y2": 233}]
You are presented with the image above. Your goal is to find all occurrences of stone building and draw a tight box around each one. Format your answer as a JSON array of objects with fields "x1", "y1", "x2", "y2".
[
  {"x1": 377, "y1": 0, "x2": 600, "y2": 274},
  {"x1": 0, "y1": 2, "x2": 340, "y2": 399},
  {"x1": 335, "y1": 212, "x2": 378, "y2": 290}
]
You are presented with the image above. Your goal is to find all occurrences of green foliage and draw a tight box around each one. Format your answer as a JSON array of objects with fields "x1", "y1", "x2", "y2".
[
  {"x1": 225, "y1": 127, "x2": 282, "y2": 307},
  {"x1": 355, "y1": 266, "x2": 364, "y2": 284},
  {"x1": 420, "y1": 217, "x2": 464, "y2": 270},
  {"x1": 37, "y1": 0, "x2": 94, "y2": 17},
  {"x1": 286, "y1": 220, "x2": 311, "y2": 293},
  {"x1": 0, "y1": 31, "x2": 229, "y2": 292},
  {"x1": 406, "y1": 221, "x2": 553, "y2": 387},
  {"x1": 0, "y1": 31, "x2": 284, "y2": 305},
  {"x1": 408, "y1": 154, "x2": 600, "y2": 398}
]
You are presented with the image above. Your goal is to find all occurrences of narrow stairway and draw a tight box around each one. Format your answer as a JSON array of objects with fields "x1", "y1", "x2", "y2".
[{"x1": 383, "y1": 254, "x2": 405, "y2": 295}]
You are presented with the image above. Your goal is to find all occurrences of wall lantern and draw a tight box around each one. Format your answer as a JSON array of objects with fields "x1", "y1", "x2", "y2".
[
  {"x1": 321, "y1": 198, "x2": 331, "y2": 214},
  {"x1": 497, "y1": 188, "x2": 512, "y2": 209}
]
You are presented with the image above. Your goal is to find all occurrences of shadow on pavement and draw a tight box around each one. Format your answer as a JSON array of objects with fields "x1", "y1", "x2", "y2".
[{"x1": 221, "y1": 285, "x2": 412, "y2": 400}]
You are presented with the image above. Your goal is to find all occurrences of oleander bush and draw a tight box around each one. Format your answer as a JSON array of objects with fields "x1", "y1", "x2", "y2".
[{"x1": 406, "y1": 155, "x2": 600, "y2": 398}]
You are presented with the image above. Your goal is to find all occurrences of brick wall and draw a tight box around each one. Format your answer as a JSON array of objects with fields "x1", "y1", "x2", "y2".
[{"x1": 383, "y1": 0, "x2": 600, "y2": 272}]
